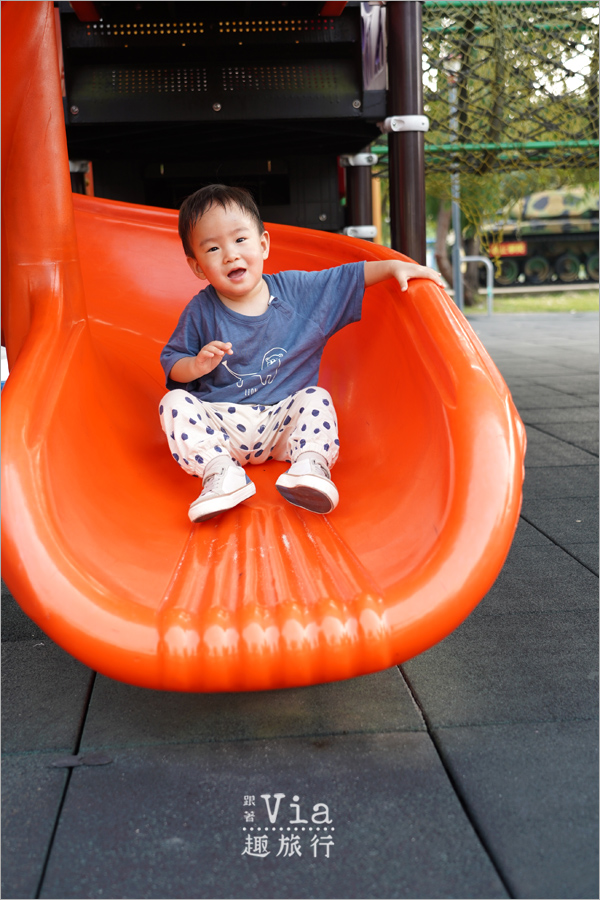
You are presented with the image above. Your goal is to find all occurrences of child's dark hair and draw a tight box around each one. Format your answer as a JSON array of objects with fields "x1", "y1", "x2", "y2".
[{"x1": 178, "y1": 184, "x2": 264, "y2": 258}]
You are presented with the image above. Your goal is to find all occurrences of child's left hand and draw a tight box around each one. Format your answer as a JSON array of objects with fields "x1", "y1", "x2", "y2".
[
  {"x1": 364, "y1": 259, "x2": 445, "y2": 292},
  {"x1": 393, "y1": 261, "x2": 445, "y2": 292}
]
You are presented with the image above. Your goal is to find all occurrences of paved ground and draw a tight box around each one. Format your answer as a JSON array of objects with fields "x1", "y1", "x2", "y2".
[{"x1": 2, "y1": 312, "x2": 598, "y2": 899}]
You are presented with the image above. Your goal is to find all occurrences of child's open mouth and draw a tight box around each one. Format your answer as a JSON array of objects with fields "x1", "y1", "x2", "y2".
[{"x1": 228, "y1": 268, "x2": 246, "y2": 281}]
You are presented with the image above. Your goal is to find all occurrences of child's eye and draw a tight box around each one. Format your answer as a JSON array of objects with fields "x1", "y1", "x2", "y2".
[
  {"x1": 236, "y1": 237, "x2": 246, "y2": 243},
  {"x1": 207, "y1": 246, "x2": 218, "y2": 253}
]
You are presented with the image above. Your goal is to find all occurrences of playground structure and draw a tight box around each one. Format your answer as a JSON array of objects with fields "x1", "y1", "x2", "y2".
[
  {"x1": 57, "y1": 0, "x2": 429, "y2": 263},
  {"x1": 1, "y1": 2, "x2": 526, "y2": 691}
]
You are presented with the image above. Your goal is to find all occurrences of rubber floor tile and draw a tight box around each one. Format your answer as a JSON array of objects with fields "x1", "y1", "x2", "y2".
[
  {"x1": 509, "y1": 385, "x2": 592, "y2": 410},
  {"x1": 2, "y1": 753, "x2": 69, "y2": 900},
  {"x1": 2, "y1": 641, "x2": 94, "y2": 754},
  {"x1": 530, "y1": 373, "x2": 599, "y2": 395},
  {"x1": 520, "y1": 407, "x2": 598, "y2": 425},
  {"x1": 474, "y1": 542, "x2": 599, "y2": 616},
  {"x1": 511, "y1": 518, "x2": 556, "y2": 548},
  {"x1": 566, "y1": 543, "x2": 599, "y2": 575},
  {"x1": 39, "y1": 733, "x2": 508, "y2": 900},
  {"x1": 1, "y1": 581, "x2": 48, "y2": 643},
  {"x1": 526, "y1": 421, "x2": 598, "y2": 456},
  {"x1": 435, "y1": 720, "x2": 599, "y2": 899},
  {"x1": 495, "y1": 363, "x2": 582, "y2": 380},
  {"x1": 401, "y1": 607, "x2": 598, "y2": 727},
  {"x1": 79, "y1": 667, "x2": 425, "y2": 752},
  {"x1": 522, "y1": 465, "x2": 598, "y2": 500},
  {"x1": 520, "y1": 428, "x2": 597, "y2": 467},
  {"x1": 521, "y1": 497, "x2": 598, "y2": 546}
]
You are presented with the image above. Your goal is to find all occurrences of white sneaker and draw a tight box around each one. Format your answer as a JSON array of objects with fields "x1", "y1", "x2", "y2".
[
  {"x1": 275, "y1": 458, "x2": 339, "y2": 514},
  {"x1": 189, "y1": 465, "x2": 256, "y2": 522}
]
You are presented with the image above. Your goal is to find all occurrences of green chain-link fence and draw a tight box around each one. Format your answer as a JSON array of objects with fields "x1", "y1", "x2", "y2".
[{"x1": 373, "y1": 1, "x2": 599, "y2": 294}]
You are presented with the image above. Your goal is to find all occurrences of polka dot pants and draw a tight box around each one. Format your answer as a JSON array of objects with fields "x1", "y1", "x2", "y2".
[{"x1": 159, "y1": 386, "x2": 340, "y2": 478}]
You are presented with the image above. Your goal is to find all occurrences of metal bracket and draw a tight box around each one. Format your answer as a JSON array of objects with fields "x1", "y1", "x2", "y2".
[
  {"x1": 462, "y1": 255, "x2": 495, "y2": 316},
  {"x1": 339, "y1": 153, "x2": 379, "y2": 167},
  {"x1": 378, "y1": 115, "x2": 429, "y2": 134},
  {"x1": 342, "y1": 226, "x2": 377, "y2": 240}
]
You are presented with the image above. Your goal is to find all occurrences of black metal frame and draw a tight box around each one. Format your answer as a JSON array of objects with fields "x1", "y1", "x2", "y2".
[{"x1": 59, "y1": 0, "x2": 426, "y2": 248}]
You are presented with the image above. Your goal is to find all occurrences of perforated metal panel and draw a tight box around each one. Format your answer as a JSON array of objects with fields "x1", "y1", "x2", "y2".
[
  {"x1": 83, "y1": 62, "x2": 346, "y2": 97},
  {"x1": 61, "y1": 1, "x2": 385, "y2": 220},
  {"x1": 97, "y1": 67, "x2": 209, "y2": 95},
  {"x1": 61, "y1": 4, "x2": 379, "y2": 124},
  {"x1": 221, "y1": 63, "x2": 340, "y2": 93},
  {"x1": 65, "y1": 14, "x2": 355, "y2": 46},
  {"x1": 67, "y1": 59, "x2": 362, "y2": 122}
]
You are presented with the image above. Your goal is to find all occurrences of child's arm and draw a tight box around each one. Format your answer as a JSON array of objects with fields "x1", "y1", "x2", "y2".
[
  {"x1": 169, "y1": 341, "x2": 233, "y2": 383},
  {"x1": 364, "y1": 259, "x2": 445, "y2": 292}
]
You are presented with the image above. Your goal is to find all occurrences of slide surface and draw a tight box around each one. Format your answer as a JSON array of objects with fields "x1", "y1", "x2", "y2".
[{"x1": 1, "y1": 2, "x2": 525, "y2": 691}]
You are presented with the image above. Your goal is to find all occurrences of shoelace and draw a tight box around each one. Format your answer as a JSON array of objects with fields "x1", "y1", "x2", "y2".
[
  {"x1": 201, "y1": 467, "x2": 225, "y2": 494},
  {"x1": 311, "y1": 461, "x2": 331, "y2": 481}
]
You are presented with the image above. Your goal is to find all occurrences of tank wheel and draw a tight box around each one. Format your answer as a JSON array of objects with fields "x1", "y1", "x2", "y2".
[
  {"x1": 585, "y1": 252, "x2": 599, "y2": 282},
  {"x1": 555, "y1": 253, "x2": 581, "y2": 283},
  {"x1": 494, "y1": 258, "x2": 519, "y2": 286},
  {"x1": 524, "y1": 255, "x2": 551, "y2": 285}
]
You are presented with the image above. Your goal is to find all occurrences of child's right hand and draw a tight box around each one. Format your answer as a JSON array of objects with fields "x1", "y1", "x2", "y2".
[
  {"x1": 168, "y1": 341, "x2": 233, "y2": 383},
  {"x1": 196, "y1": 341, "x2": 233, "y2": 376}
]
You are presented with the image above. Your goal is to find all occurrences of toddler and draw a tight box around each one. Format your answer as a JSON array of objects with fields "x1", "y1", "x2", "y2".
[{"x1": 160, "y1": 184, "x2": 443, "y2": 522}]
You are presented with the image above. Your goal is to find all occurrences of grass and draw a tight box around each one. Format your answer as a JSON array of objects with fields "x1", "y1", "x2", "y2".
[{"x1": 466, "y1": 288, "x2": 599, "y2": 314}]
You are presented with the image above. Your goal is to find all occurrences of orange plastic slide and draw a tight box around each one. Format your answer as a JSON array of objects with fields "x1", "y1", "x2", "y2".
[{"x1": 1, "y1": 2, "x2": 525, "y2": 692}]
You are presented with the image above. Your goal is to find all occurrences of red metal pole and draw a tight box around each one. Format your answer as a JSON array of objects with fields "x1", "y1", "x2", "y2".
[{"x1": 387, "y1": 1, "x2": 427, "y2": 263}]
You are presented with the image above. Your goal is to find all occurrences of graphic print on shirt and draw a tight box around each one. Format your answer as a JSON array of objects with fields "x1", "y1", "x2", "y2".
[{"x1": 221, "y1": 347, "x2": 287, "y2": 398}]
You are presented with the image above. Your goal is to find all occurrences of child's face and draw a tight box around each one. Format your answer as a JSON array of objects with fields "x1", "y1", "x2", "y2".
[{"x1": 186, "y1": 203, "x2": 270, "y2": 303}]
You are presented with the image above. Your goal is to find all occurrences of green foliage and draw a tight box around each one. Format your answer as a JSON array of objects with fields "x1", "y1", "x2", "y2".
[
  {"x1": 467, "y1": 289, "x2": 599, "y2": 315},
  {"x1": 423, "y1": 1, "x2": 599, "y2": 241},
  {"x1": 373, "y1": 1, "x2": 599, "y2": 247}
]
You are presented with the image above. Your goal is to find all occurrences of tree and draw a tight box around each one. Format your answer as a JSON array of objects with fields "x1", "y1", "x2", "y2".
[{"x1": 419, "y1": 0, "x2": 599, "y2": 303}]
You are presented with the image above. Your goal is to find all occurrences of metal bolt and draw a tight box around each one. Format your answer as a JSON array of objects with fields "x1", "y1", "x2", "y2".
[
  {"x1": 70, "y1": 105, "x2": 80, "y2": 116},
  {"x1": 212, "y1": 102, "x2": 222, "y2": 112},
  {"x1": 319, "y1": 213, "x2": 327, "y2": 222},
  {"x1": 352, "y1": 99, "x2": 361, "y2": 109}
]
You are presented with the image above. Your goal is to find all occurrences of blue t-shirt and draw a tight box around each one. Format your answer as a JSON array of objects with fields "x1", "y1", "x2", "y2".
[{"x1": 160, "y1": 262, "x2": 365, "y2": 404}]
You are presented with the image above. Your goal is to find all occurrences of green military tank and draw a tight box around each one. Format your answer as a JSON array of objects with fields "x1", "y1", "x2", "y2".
[{"x1": 481, "y1": 186, "x2": 599, "y2": 286}]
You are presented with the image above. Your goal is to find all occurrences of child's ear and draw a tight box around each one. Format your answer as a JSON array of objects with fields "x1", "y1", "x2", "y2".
[
  {"x1": 261, "y1": 230, "x2": 270, "y2": 260},
  {"x1": 186, "y1": 256, "x2": 207, "y2": 281}
]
